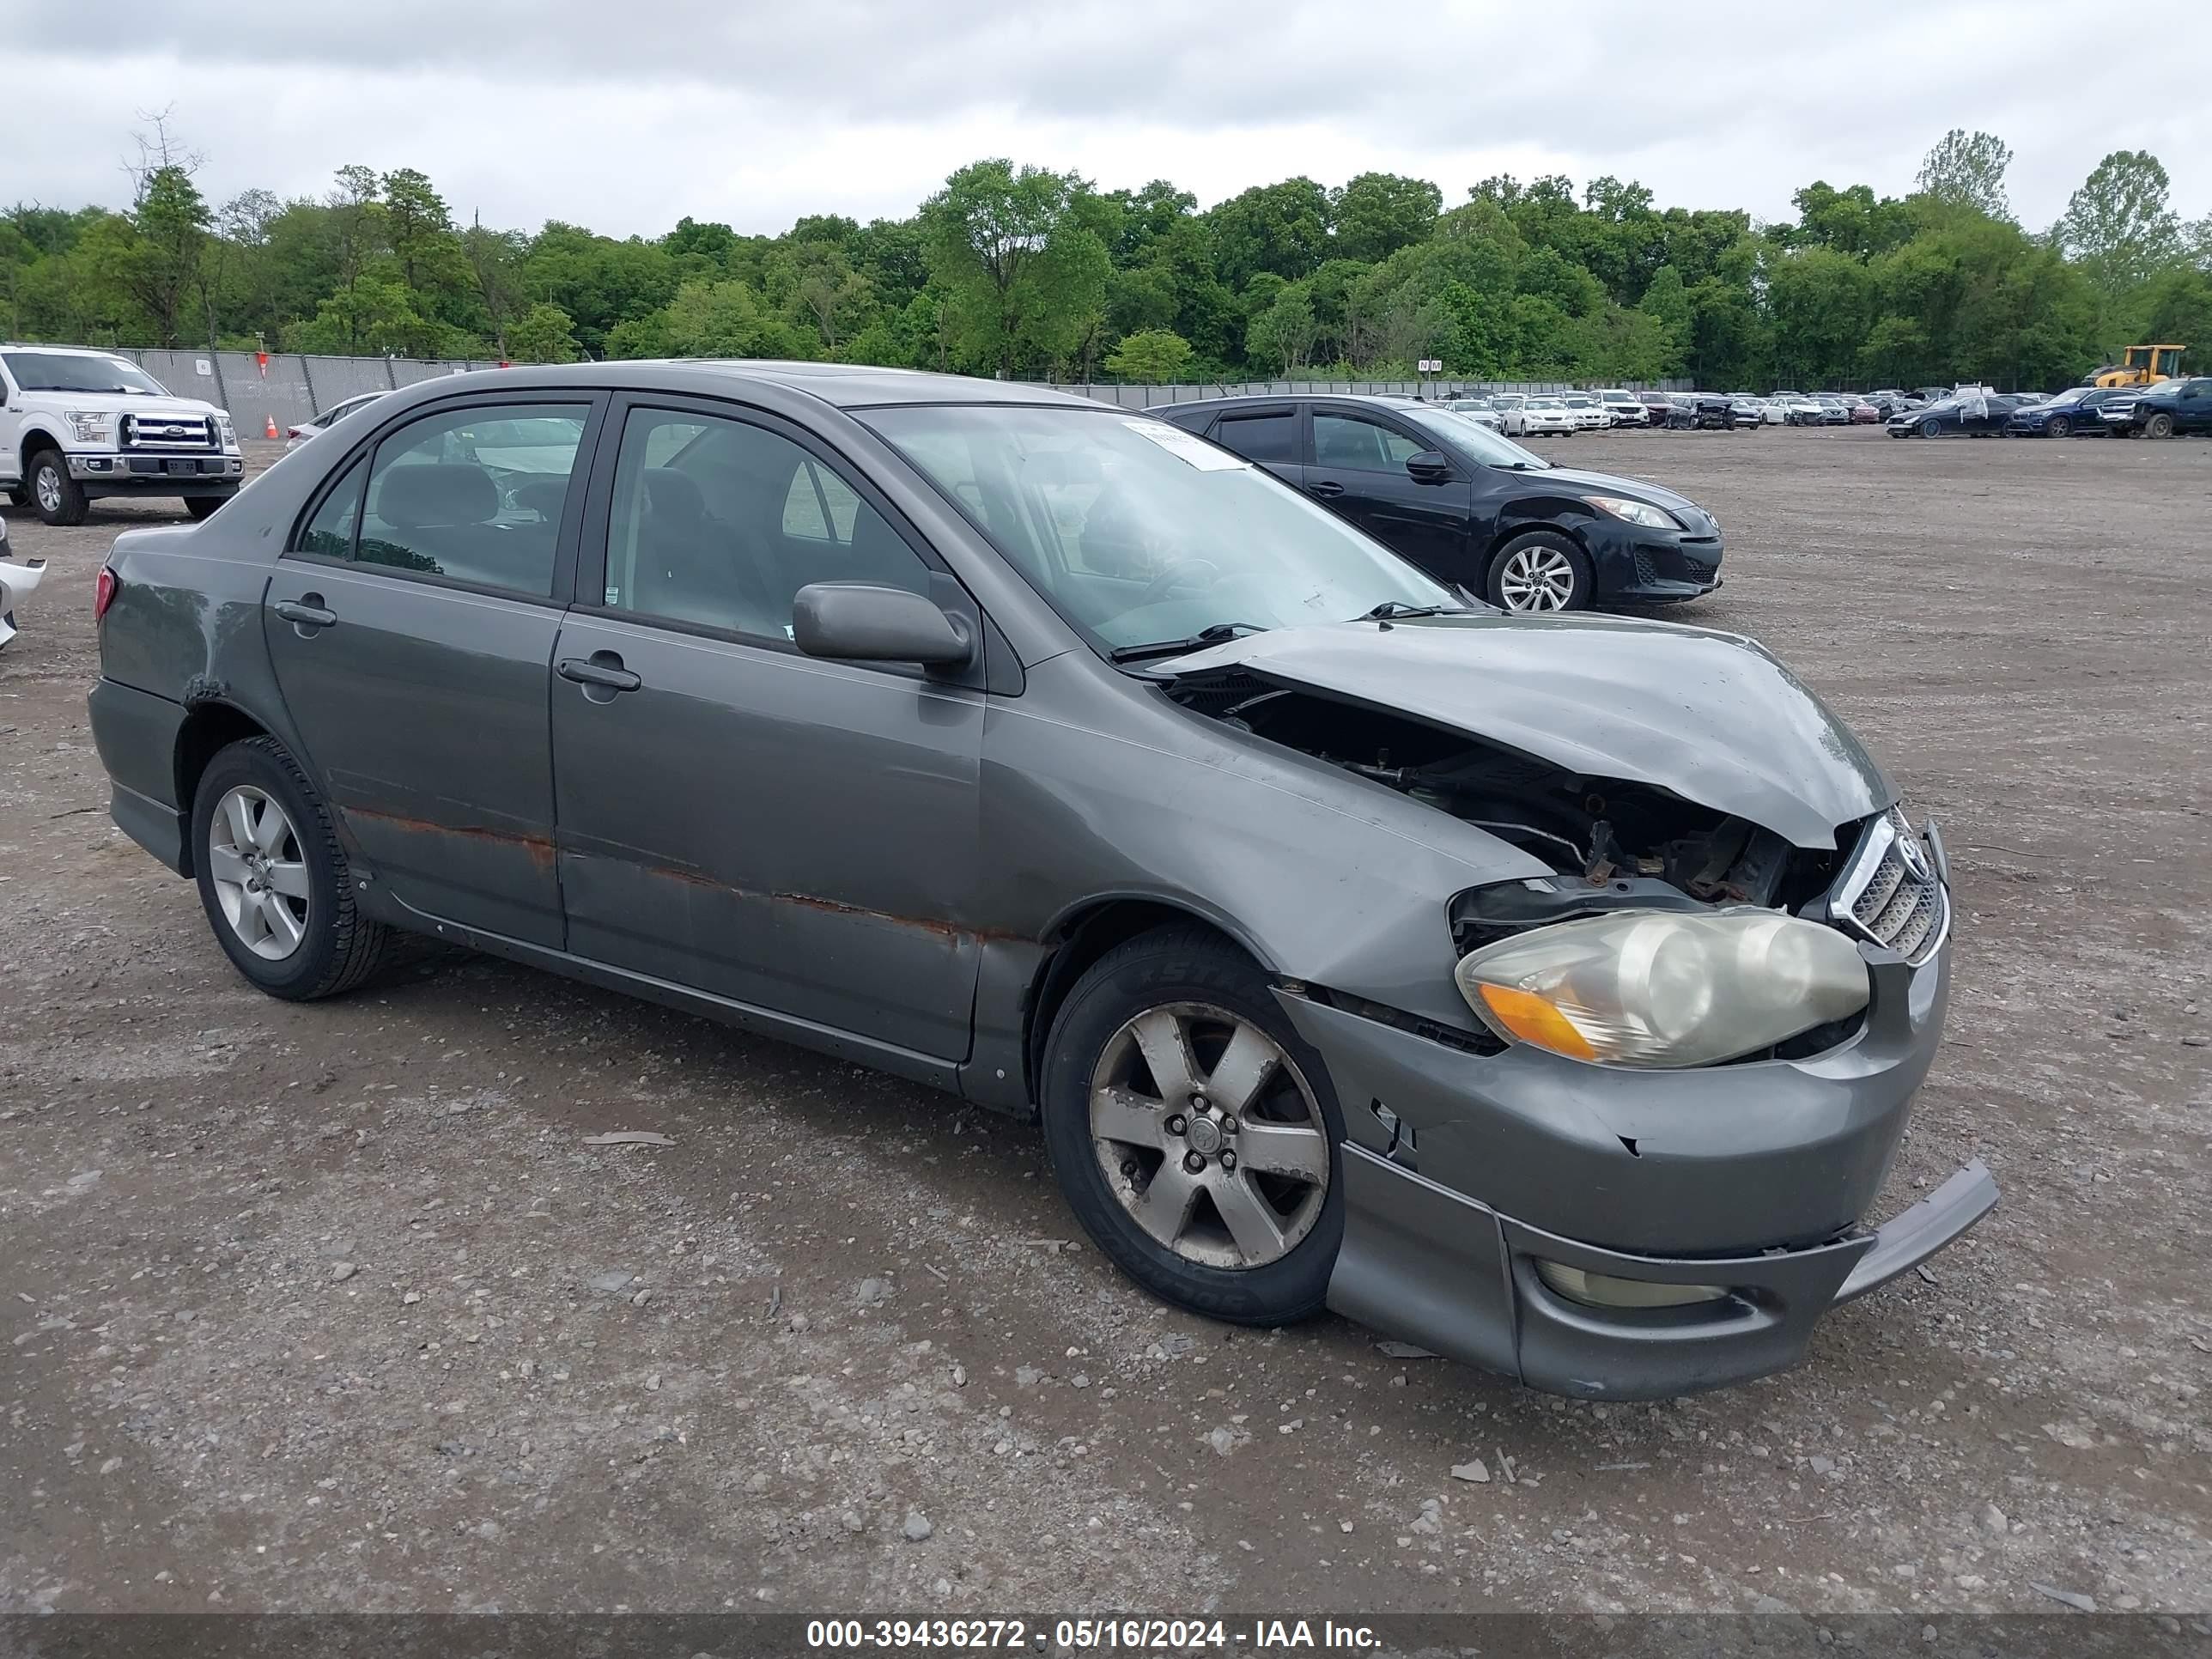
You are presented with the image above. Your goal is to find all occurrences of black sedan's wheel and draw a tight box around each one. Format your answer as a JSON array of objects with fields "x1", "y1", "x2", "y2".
[
  {"x1": 1040, "y1": 927, "x2": 1344, "y2": 1326},
  {"x1": 27, "y1": 449, "x2": 88, "y2": 526},
  {"x1": 191, "y1": 736, "x2": 392, "y2": 1000},
  {"x1": 1487, "y1": 530, "x2": 1591, "y2": 612},
  {"x1": 2047, "y1": 416, "x2": 2071, "y2": 439},
  {"x1": 1920, "y1": 416, "x2": 1942, "y2": 438}
]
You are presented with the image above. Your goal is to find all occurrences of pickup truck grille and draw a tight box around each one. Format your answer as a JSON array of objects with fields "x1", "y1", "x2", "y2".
[
  {"x1": 1832, "y1": 807, "x2": 1947, "y2": 965},
  {"x1": 121, "y1": 414, "x2": 216, "y2": 452}
]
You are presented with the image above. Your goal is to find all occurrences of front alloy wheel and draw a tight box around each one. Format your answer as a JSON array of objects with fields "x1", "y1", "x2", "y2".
[
  {"x1": 1089, "y1": 1004, "x2": 1331, "y2": 1270},
  {"x1": 1041, "y1": 927, "x2": 1345, "y2": 1325},
  {"x1": 1492, "y1": 536, "x2": 1588, "y2": 611}
]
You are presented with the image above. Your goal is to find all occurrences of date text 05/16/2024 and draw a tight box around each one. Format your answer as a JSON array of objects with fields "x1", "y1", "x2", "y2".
[{"x1": 804, "y1": 1618, "x2": 1381, "y2": 1650}]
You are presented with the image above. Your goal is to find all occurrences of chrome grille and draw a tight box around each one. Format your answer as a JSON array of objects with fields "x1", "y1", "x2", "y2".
[
  {"x1": 1832, "y1": 807, "x2": 1947, "y2": 964},
  {"x1": 121, "y1": 413, "x2": 215, "y2": 452}
]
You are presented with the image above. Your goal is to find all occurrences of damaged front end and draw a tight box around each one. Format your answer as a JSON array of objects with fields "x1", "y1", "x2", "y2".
[{"x1": 1156, "y1": 615, "x2": 1994, "y2": 1398}]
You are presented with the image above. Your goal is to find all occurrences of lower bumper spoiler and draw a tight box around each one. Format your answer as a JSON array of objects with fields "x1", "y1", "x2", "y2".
[{"x1": 1834, "y1": 1158, "x2": 1997, "y2": 1304}]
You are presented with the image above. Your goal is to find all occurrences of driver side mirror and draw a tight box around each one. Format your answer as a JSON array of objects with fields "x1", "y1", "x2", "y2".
[
  {"x1": 793, "y1": 581, "x2": 975, "y2": 669},
  {"x1": 1406, "y1": 449, "x2": 1452, "y2": 485}
]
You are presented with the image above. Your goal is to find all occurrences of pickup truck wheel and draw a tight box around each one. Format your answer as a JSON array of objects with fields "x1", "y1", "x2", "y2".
[
  {"x1": 184, "y1": 496, "x2": 226, "y2": 521},
  {"x1": 191, "y1": 735, "x2": 392, "y2": 1000},
  {"x1": 2144, "y1": 412, "x2": 2174, "y2": 440},
  {"x1": 28, "y1": 449, "x2": 88, "y2": 526}
]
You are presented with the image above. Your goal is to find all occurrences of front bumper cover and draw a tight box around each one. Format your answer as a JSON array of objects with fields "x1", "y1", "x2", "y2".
[
  {"x1": 1280, "y1": 927, "x2": 1994, "y2": 1398},
  {"x1": 66, "y1": 451, "x2": 244, "y2": 493}
]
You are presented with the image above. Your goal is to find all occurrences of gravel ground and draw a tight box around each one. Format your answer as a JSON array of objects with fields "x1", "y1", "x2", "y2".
[{"x1": 2, "y1": 428, "x2": 2207, "y2": 1620}]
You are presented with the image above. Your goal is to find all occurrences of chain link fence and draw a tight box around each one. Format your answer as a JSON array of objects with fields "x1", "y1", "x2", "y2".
[{"x1": 106, "y1": 349, "x2": 1690, "y2": 433}]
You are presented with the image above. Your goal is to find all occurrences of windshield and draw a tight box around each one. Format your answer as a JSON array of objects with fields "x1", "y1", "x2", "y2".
[
  {"x1": 1528, "y1": 397, "x2": 1565, "y2": 409},
  {"x1": 1401, "y1": 406, "x2": 1550, "y2": 470},
  {"x1": 863, "y1": 404, "x2": 1456, "y2": 656},
  {"x1": 1, "y1": 350, "x2": 169, "y2": 396}
]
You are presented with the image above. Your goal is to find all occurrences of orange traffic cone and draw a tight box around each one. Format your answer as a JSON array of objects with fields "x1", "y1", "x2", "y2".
[{"x1": 264, "y1": 414, "x2": 280, "y2": 439}]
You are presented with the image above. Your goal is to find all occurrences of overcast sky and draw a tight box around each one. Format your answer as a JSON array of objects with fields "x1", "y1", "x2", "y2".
[{"x1": 9, "y1": 2, "x2": 2209, "y2": 240}]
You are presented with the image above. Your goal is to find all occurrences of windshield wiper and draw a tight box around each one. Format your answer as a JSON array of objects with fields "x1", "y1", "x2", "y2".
[
  {"x1": 1362, "y1": 601, "x2": 1461, "y2": 620},
  {"x1": 1109, "y1": 622, "x2": 1268, "y2": 663}
]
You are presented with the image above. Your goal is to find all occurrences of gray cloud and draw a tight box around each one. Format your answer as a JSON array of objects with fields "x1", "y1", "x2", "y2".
[{"x1": 8, "y1": 1, "x2": 2207, "y2": 238}]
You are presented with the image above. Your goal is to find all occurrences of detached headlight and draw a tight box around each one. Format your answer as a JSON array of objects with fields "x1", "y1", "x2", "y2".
[
  {"x1": 1454, "y1": 908, "x2": 1869, "y2": 1067},
  {"x1": 215, "y1": 414, "x2": 238, "y2": 450},
  {"x1": 66, "y1": 410, "x2": 116, "y2": 444},
  {"x1": 1584, "y1": 494, "x2": 1680, "y2": 530}
]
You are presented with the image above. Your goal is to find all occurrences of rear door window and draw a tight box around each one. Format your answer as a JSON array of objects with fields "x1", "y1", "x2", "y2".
[
  {"x1": 348, "y1": 404, "x2": 590, "y2": 597},
  {"x1": 1211, "y1": 410, "x2": 1297, "y2": 465}
]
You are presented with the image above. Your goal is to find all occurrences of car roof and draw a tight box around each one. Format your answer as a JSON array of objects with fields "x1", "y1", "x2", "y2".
[
  {"x1": 1152, "y1": 391, "x2": 1425, "y2": 418},
  {"x1": 372, "y1": 359, "x2": 1103, "y2": 412}
]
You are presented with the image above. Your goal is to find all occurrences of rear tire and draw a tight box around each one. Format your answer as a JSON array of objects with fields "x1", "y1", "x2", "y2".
[
  {"x1": 1040, "y1": 927, "x2": 1344, "y2": 1327},
  {"x1": 191, "y1": 736, "x2": 392, "y2": 1000},
  {"x1": 27, "y1": 449, "x2": 88, "y2": 526}
]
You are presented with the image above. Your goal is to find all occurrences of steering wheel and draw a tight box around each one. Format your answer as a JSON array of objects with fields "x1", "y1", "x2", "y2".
[{"x1": 1135, "y1": 558, "x2": 1222, "y2": 607}]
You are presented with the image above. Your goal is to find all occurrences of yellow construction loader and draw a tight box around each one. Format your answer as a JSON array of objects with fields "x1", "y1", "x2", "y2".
[{"x1": 2087, "y1": 345, "x2": 2187, "y2": 388}]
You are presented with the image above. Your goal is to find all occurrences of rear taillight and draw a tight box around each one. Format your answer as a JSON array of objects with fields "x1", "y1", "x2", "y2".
[{"x1": 94, "y1": 567, "x2": 118, "y2": 623}]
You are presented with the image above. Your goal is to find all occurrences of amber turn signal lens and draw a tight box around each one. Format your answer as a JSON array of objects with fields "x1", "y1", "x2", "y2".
[{"x1": 1474, "y1": 984, "x2": 1596, "y2": 1061}]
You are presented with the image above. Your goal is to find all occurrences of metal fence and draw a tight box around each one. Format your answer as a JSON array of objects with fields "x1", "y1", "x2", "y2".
[{"x1": 109, "y1": 349, "x2": 1691, "y2": 433}]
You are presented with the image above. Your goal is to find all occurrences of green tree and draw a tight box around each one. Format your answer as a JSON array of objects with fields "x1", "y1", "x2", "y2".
[
  {"x1": 1330, "y1": 173, "x2": 1441, "y2": 264},
  {"x1": 2055, "y1": 149, "x2": 2184, "y2": 346},
  {"x1": 1916, "y1": 130, "x2": 2014, "y2": 219},
  {"x1": 505, "y1": 301, "x2": 580, "y2": 362},
  {"x1": 921, "y1": 160, "x2": 1108, "y2": 378},
  {"x1": 1636, "y1": 263, "x2": 1691, "y2": 368},
  {"x1": 1245, "y1": 286, "x2": 1317, "y2": 374},
  {"x1": 1103, "y1": 326, "x2": 1194, "y2": 381},
  {"x1": 112, "y1": 164, "x2": 213, "y2": 347},
  {"x1": 1205, "y1": 177, "x2": 1332, "y2": 289}
]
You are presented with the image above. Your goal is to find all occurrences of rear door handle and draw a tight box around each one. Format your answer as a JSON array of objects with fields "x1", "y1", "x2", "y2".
[
  {"x1": 273, "y1": 598, "x2": 337, "y2": 629},
  {"x1": 1306, "y1": 479, "x2": 1344, "y2": 498},
  {"x1": 557, "y1": 655, "x2": 641, "y2": 693}
]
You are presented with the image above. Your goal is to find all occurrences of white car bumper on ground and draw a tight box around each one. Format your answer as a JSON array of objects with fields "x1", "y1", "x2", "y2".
[{"x1": 1, "y1": 547, "x2": 46, "y2": 649}]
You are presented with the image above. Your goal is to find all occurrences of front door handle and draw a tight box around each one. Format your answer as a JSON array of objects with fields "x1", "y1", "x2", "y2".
[
  {"x1": 1306, "y1": 479, "x2": 1345, "y2": 498},
  {"x1": 557, "y1": 654, "x2": 641, "y2": 694},
  {"x1": 274, "y1": 597, "x2": 337, "y2": 629}
]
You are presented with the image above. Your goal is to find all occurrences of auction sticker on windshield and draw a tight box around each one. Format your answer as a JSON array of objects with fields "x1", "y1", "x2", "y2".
[{"x1": 1122, "y1": 419, "x2": 1247, "y2": 469}]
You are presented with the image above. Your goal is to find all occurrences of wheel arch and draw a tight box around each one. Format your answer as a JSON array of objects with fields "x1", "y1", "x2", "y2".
[
  {"x1": 173, "y1": 700, "x2": 274, "y2": 872},
  {"x1": 18, "y1": 420, "x2": 69, "y2": 478},
  {"x1": 1021, "y1": 896, "x2": 1269, "y2": 1111}
]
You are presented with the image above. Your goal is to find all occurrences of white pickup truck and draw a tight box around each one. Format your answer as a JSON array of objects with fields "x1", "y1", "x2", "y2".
[{"x1": 1, "y1": 343, "x2": 244, "y2": 526}]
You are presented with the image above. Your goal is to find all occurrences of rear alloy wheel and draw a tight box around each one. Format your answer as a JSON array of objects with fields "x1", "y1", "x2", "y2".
[
  {"x1": 1041, "y1": 927, "x2": 1344, "y2": 1326},
  {"x1": 191, "y1": 735, "x2": 392, "y2": 1000},
  {"x1": 2047, "y1": 416, "x2": 2071, "y2": 439},
  {"x1": 2145, "y1": 412, "x2": 2174, "y2": 440},
  {"x1": 1488, "y1": 531, "x2": 1591, "y2": 612}
]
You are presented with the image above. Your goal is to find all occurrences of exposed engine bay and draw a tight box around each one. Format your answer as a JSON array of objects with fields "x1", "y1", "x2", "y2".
[{"x1": 1170, "y1": 672, "x2": 1850, "y2": 940}]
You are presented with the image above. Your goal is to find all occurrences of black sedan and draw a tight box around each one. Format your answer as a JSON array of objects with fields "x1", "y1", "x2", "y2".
[
  {"x1": 1886, "y1": 393, "x2": 2032, "y2": 437},
  {"x1": 1158, "y1": 393, "x2": 1722, "y2": 611},
  {"x1": 2005, "y1": 386, "x2": 2132, "y2": 437}
]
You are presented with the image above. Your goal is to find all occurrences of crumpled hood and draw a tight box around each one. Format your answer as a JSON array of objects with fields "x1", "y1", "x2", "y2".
[{"x1": 1163, "y1": 613, "x2": 1893, "y2": 848}]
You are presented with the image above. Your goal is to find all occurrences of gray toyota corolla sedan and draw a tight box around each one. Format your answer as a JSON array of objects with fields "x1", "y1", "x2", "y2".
[{"x1": 86, "y1": 362, "x2": 1995, "y2": 1398}]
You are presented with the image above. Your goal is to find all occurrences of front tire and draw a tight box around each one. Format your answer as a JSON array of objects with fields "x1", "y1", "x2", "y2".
[
  {"x1": 1488, "y1": 529, "x2": 1592, "y2": 612},
  {"x1": 184, "y1": 495, "x2": 228, "y2": 521},
  {"x1": 2047, "y1": 416, "x2": 2070, "y2": 439},
  {"x1": 28, "y1": 449, "x2": 88, "y2": 526},
  {"x1": 1920, "y1": 417, "x2": 1941, "y2": 438},
  {"x1": 1040, "y1": 927, "x2": 1345, "y2": 1326},
  {"x1": 2146, "y1": 412, "x2": 2174, "y2": 440},
  {"x1": 191, "y1": 736, "x2": 392, "y2": 1000}
]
